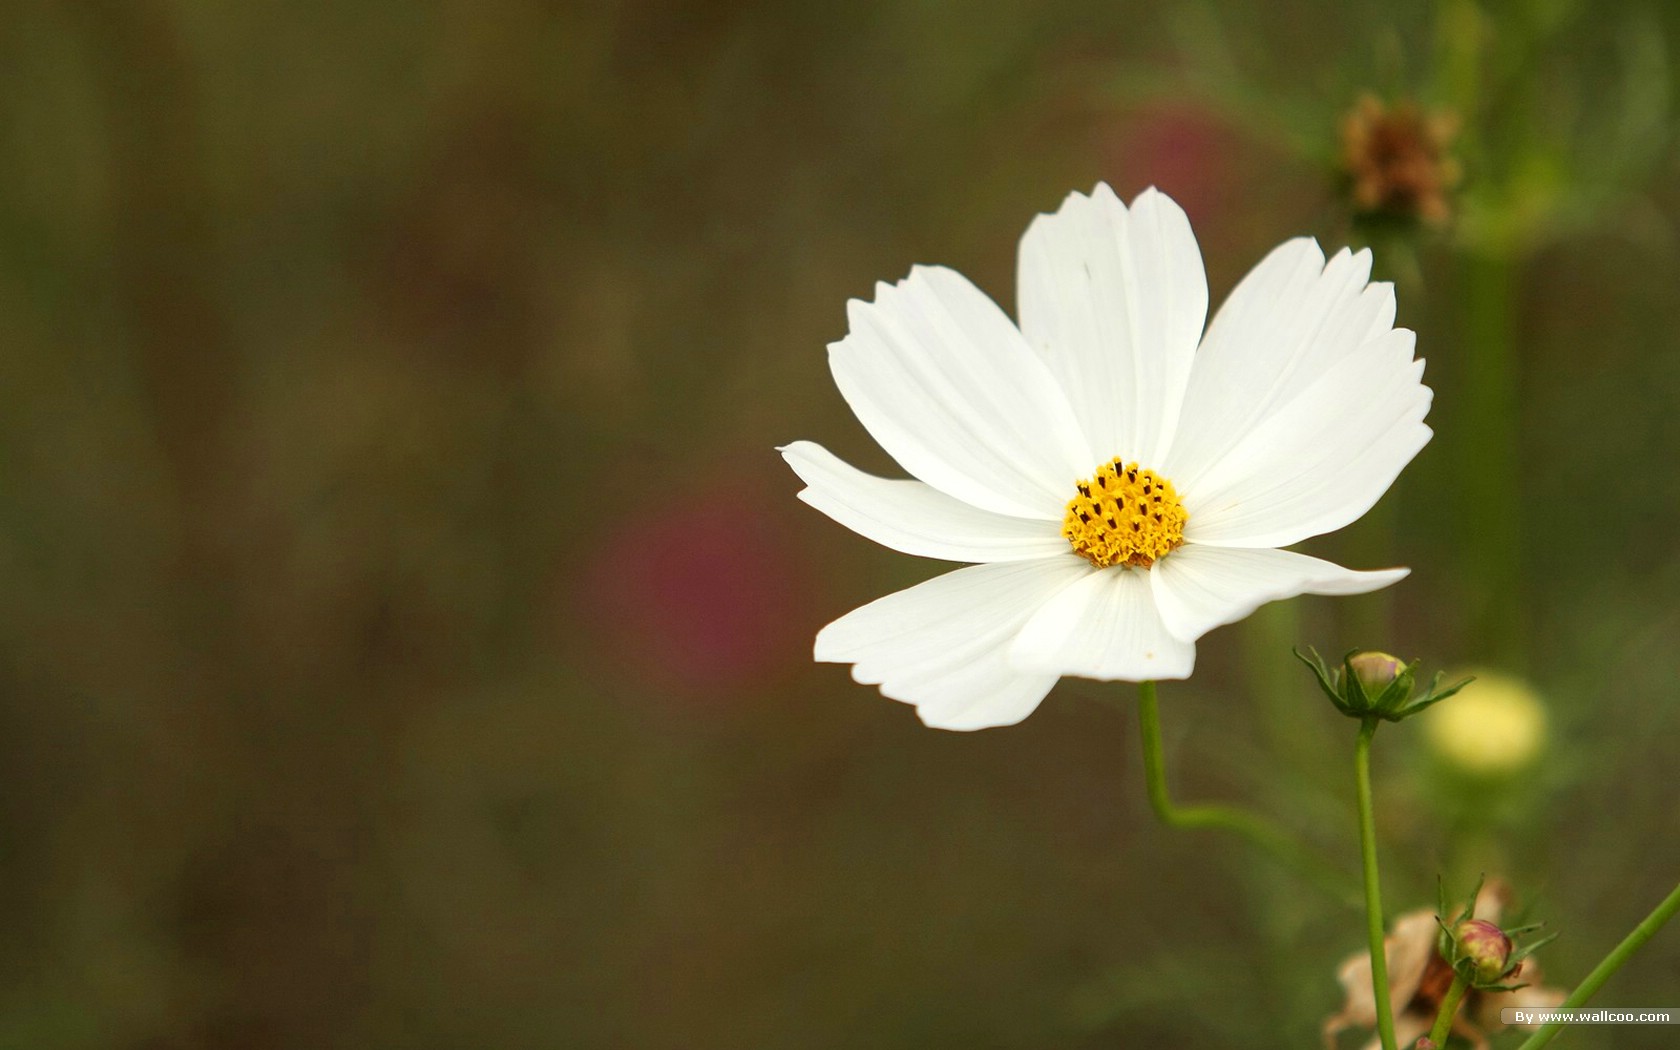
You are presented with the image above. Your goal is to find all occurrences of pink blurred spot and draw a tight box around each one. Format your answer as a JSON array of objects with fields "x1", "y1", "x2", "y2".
[
  {"x1": 1099, "y1": 104, "x2": 1241, "y2": 231},
  {"x1": 578, "y1": 468, "x2": 808, "y2": 704}
]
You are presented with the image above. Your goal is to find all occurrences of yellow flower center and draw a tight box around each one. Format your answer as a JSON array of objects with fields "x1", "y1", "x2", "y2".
[{"x1": 1061, "y1": 459, "x2": 1188, "y2": 568}]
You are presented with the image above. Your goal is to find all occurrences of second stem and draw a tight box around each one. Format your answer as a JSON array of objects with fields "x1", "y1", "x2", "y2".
[
  {"x1": 1135, "y1": 680, "x2": 1359, "y2": 906},
  {"x1": 1356, "y1": 716, "x2": 1399, "y2": 1050}
]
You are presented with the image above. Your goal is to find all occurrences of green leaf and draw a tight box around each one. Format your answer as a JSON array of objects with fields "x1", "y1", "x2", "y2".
[
  {"x1": 1292, "y1": 646, "x2": 1343, "y2": 704},
  {"x1": 1340, "y1": 650, "x2": 1371, "y2": 710}
]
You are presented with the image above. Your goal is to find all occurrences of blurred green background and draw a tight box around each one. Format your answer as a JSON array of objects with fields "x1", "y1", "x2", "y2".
[{"x1": 2, "y1": 1, "x2": 1679, "y2": 1047}]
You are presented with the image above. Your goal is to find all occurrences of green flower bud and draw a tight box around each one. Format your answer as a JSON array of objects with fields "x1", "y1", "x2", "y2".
[{"x1": 1293, "y1": 646, "x2": 1472, "y2": 723}]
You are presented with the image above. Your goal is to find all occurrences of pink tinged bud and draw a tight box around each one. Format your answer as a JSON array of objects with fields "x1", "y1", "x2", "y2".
[
  {"x1": 1416, "y1": 1040, "x2": 1438, "y2": 1050},
  {"x1": 1350, "y1": 651, "x2": 1404, "y2": 692},
  {"x1": 1455, "y1": 918, "x2": 1513, "y2": 980}
]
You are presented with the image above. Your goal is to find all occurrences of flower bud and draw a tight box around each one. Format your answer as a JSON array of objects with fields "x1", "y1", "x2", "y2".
[
  {"x1": 1454, "y1": 918, "x2": 1512, "y2": 981},
  {"x1": 1294, "y1": 646, "x2": 1470, "y2": 723},
  {"x1": 1349, "y1": 651, "x2": 1404, "y2": 693}
]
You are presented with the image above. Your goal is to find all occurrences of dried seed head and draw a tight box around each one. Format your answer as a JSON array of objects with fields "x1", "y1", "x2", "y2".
[{"x1": 1341, "y1": 95, "x2": 1462, "y2": 225}]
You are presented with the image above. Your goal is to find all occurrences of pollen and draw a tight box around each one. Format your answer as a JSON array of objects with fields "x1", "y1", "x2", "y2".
[{"x1": 1061, "y1": 459, "x2": 1188, "y2": 569}]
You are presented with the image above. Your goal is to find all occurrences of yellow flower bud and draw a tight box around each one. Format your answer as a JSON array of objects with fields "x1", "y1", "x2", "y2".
[{"x1": 1423, "y1": 671, "x2": 1546, "y2": 776}]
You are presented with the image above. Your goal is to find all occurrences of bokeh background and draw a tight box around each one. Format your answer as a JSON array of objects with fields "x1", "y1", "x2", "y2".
[{"x1": 2, "y1": 1, "x2": 1678, "y2": 1047}]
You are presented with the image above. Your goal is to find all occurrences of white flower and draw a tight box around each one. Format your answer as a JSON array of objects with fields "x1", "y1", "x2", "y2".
[{"x1": 781, "y1": 184, "x2": 1432, "y2": 730}]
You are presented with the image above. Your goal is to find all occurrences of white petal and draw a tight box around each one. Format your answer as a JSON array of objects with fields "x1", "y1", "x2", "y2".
[
  {"x1": 815, "y1": 559, "x2": 1094, "y2": 730},
  {"x1": 828, "y1": 265, "x2": 1092, "y2": 520},
  {"x1": 1018, "y1": 185, "x2": 1208, "y2": 467},
  {"x1": 1165, "y1": 240, "x2": 1398, "y2": 487},
  {"x1": 779, "y1": 441, "x2": 1068, "y2": 562},
  {"x1": 1181, "y1": 328, "x2": 1432, "y2": 548},
  {"x1": 1007, "y1": 567, "x2": 1195, "y2": 681},
  {"x1": 1149, "y1": 545, "x2": 1409, "y2": 643}
]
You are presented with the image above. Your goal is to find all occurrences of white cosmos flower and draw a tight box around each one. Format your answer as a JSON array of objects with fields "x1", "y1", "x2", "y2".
[{"x1": 780, "y1": 184, "x2": 1432, "y2": 730}]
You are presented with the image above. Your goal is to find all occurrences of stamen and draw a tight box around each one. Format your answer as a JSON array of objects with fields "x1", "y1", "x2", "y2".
[{"x1": 1061, "y1": 459, "x2": 1188, "y2": 568}]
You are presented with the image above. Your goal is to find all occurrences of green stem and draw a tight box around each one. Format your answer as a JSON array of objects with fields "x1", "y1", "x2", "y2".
[
  {"x1": 1355, "y1": 716, "x2": 1399, "y2": 1050},
  {"x1": 1427, "y1": 973, "x2": 1469, "y2": 1047},
  {"x1": 1459, "y1": 249, "x2": 1524, "y2": 668},
  {"x1": 1135, "y1": 681, "x2": 1359, "y2": 907},
  {"x1": 1515, "y1": 879, "x2": 1680, "y2": 1050}
]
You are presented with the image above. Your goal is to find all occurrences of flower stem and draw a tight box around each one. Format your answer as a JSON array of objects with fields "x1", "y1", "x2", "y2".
[
  {"x1": 1515, "y1": 878, "x2": 1680, "y2": 1050},
  {"x1": 1427, "y1": 973, "x2": 1469, "y2": 1047},
  {"x1": 1355, "y1": 716, "x2": 1399, "y2": 1050},
  {"x1": 1134, "y1": 681, "x2": 1359, "y2": 907}
]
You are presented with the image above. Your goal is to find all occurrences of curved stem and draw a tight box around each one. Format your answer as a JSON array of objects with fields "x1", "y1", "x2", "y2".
[
  {"x1": 1135, "y1": 681, "x2": 1359, "y2": 907},
  {"x1": 1515, "y1": 878, "x2": 1680, "y2": 1050},
  {"x1": 1427, "y1": 973, "x2": 1469, "y2": 1047},
  {"x1": 1355, "y1": 716, "x2": 1399, "y2": 1050}
]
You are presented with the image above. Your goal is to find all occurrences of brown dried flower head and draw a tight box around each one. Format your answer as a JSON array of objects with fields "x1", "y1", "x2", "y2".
[
  {"x1": 1341, "y1": 95, "x2": 1462, "y2": 226},
  {"x1": 1324, "y1": 879, "x2": 1566, "y2": 1050}
]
